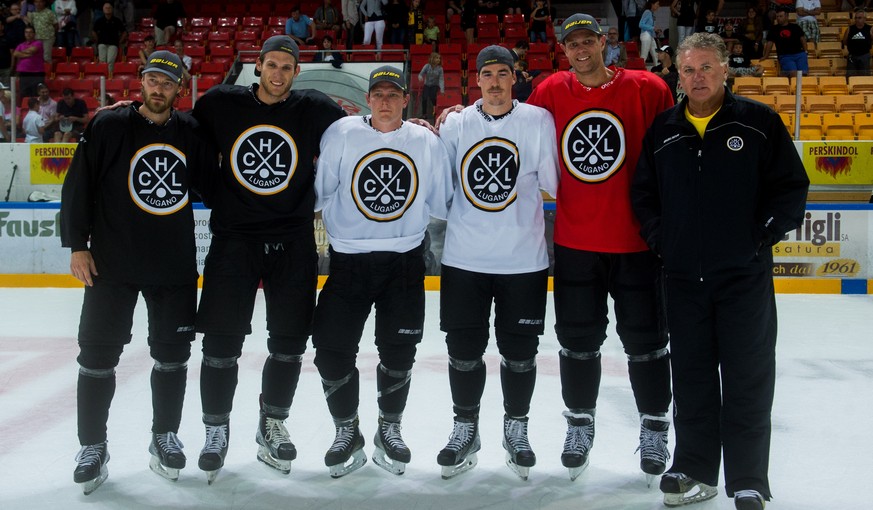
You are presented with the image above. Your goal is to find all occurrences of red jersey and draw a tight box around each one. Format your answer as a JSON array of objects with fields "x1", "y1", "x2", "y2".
[{"x1": 527, "y1": 67, "x2": 673, "y2": 253}]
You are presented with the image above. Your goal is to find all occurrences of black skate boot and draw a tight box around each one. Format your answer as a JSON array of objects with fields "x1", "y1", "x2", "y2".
[
  {"x1": 636, "y1": 414, "x2": 671, "y2": 487},
  {"x1": 148, "y1": 432, "x2": 186, "y2": 481},
  {"x1": 372, "y1": 417, "x2": 411, "y2": 476},
  {"x1": 437, "y1": 415, "x2": 481, "y2": 480},
  {"x1": 325, "y1": 417, "x2": 366, "y2": 478},
  {"x1": 502, "y1": 414, "x2": 536, "y2": 480},
  {"x1": 734, "y1": 490, "x2": 766, "y2": 510},
  {"x1": 198, "y1": 421, "x2": 229, "y2": 485},
  {"x1": 74, "y1": 441, "x2": 109, "y2": 495},
  {"x1": 256, "y1": 410, "x2": 296, "y2": 474},
  {"x1": 561, "y1": 411, "x2": 594, "y2": 481},
  {"x1": 660, "y1": 472, "x2": 718, "y2": 507}
]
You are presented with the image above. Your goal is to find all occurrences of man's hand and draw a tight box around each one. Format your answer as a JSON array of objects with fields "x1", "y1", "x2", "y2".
[
  {"x1": 70, "y1": 250, "x2": 98, "y2": 287},
  {"x1": 406, "y1": 117, "x2": 438, "y2": 134},
  {"x1": 434, "y1": 104, "x2": 463, "y2": 131},
  {"x1": 97, "y1": 99, "x2": 133, "y2": 113}
]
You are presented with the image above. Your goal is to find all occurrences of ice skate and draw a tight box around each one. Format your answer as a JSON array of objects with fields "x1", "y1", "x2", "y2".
[
  {"x1": 372, "y1": 417, "x2": 411, "y2": 476},
  {"x1": 660, "y1": 472, "x2": 718, "y2": 507},
  {"x1": 256, "y1": 411, "x2": 296, "y2": 475},
  {"x1": 198, "y1": 422, "x2": 229, "y2": 485},
  {"x1": 437, "y1": 415, "x2": 481, "y2": 479},
  {"x1": 561, "y1": 411, "x2": 594, "y2": 481},
  {"x1": 148, "y1": 432, "x2": 186, "y2": 482},
  {"x1": 734, "y1": 489, "x2": 766, "y2": 510},
  {"x1": 636, "y1": 414, "x2": 671, "y2": 487},
  {"x1": 502, "y1": 415, "x2": 536, "y2": 480},
  {"x1": 73, "y1": 442, "x2": 109, "y2": 495},
  {"x1": 325, "y1": 417, "x2": 366, "y2": 478}
]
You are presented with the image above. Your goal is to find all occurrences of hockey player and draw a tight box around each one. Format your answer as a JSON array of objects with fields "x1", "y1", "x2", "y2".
[
  {"x1": 312, "y1": 65, "x2": 453, "y2": 478},
  {"x1": 191, "y1": 36, "x2": 345, "y2": 483},
  {"x1": 525, "y1": 14, "x2": 675, "y2": 484},
  {"x1": 61, "y1": 51, "x2": 214, "y2": 494},
  {"x1": 435, "y1": 45, "x2": 559, "y2": 481}
]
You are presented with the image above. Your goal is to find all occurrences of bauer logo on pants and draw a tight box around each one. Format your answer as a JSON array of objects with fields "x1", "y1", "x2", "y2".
[
  {"x1": 561, "y1": 110, "x2": 626, "y2": 183},
  {"x1": 461, "y1": 137, "x2": 519, "y2": 211},
  {"x1": 352, "y1": 149, "x2": 418, "y2": 222},
  {"x1": 128, "y1": 144, "x2": 189, "y2": 215},
  {"x1": 230, "y1": 125, "x2": 299, "y2": 195}
]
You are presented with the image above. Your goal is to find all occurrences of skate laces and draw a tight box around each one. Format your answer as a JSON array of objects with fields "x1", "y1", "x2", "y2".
[
  {"x1": 328, "y1": 424, "x2": 358, "y2": 453},
  {"x1": 156, "y1": 432, "x2": 184, "y2": 454},
  {"x1": 444, "y1": 420, "x2": 475, "y2": 452},
  {"x1": 636, "y1": 421, "x2": 670, "y2": 464},
  {"x1": 203, "y1": 424, "x2": 228, "y2": 454},
  {"x1": 263, "y1": 417, "x2": 291, "y2": 447},
  {"x1": 380, "y1": 421, "x2": 407, "y2": 450},
  {"x1": 75, "y1": 443, "x2": 106, "y2": 466},
  {"x1": 563, "y1": 419, "x2": 594, "y2": 455},
  {"x1": 504, "y1": 418, "x2": 531, "y2": 450}
]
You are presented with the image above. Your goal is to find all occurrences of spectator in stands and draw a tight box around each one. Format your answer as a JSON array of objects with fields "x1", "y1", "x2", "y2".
[
  {"x1": 512, "y1": 58, "x2": 539, "y2": 102},
  {"x1": 623, "y1": 0, "x2": 645, "y2": 42},
  {"x1": 314, "y1": 0, "x2": 342, "y2": 41},
  {"x1": 313, "y1": 34, "x2": 344, "y2": 67},
  {"x1": 19, "y1": 0, "x2": 36, "y2": 16},
  {"x1": 728, "y1": 40, "x2": 764, "y2": 76},
  {"x1": 286, "y1": 5, "x2": 316, "y2": 46},
  {"x1": 153, "y1": 0, "x2": 185, "y2": 46},
  {"x1": 459, "y1": 0, "x2": 476, "y2": 45},
  {"x1": 91, "y1": 2, "x2": 127, "y2": 74},
  {"x1": 529, "y1": 0, "x2": 549, "y2": 43},
  {"x1": 511, "y1": 38, "x2": 528, "y2": 60},
  {"x1": 651, "y1": 44, "x2": 679, "y2": 100},
  {"x1": 844, "y1": 8, "x2": 873, "y2": 77},
  {"x1": 844, "y1": 0, "x2": 872, "y2": 11},
  {"x1": 23, "y1": 96, "x2": 45, "y2": 142},
  {"x1": 696, "y1": 0, "x2": 724, "y2": 32},
  {"x1": 54, "y1": 87, "x2": 88, "y2": 142},
  {"x1": 5, "y1": 3, "x2": 29, "y2": 48},
  {"x1": 603, "y1": 25, "x2": 628, "y2": 67},
  {"x1": 795, "y1": 0, "x2": 820, "y2": 52},
  {"x1": 719, "y1": 21, "x2": 740, "y2": 52},
  {"x1": 740, "y1": 5, "x2": 765, "y2": 59},
  {"x1": 28, "y1": 0, "x2": 57, "y2": 64},
  {"x1": 672, "y1": 0, "x2": 696, "y2": 46},
  {"x1": 699, "y1": 9, "x2": 719, "y2": 35},
  {"x1": 138, "y1": 35, "x2": 157, "y2": 75},
  {"x1": 423, "y1": 16, "x2": 440, "y2": 45},
  {"x1": 639, "y1": 0, "x2": 660, "y2": 65},
  {"x1": 114, "y1": 0, "x2": 136, "y2": 33},
  {"x1": 0, "y1": 22, "x2": 11, "y2": 88},
  {"x1": 762, "y1": 7, "x2": 808, "y2": 76},
  {"x1": 768, "y1": 0, "x2": 795, "y2": 22},
  {"x1": 12, "y1": 26, "x2": 45, "y2": 97},
  {"x1": 35, "y1": 82, "x2": 58, "y2": 141},
  {"x1": 0, "y1": 91, "x2": 9, "y2": 143},
  {"x1": 477, "y1": 0, "x2": 502, "y2": 16},
  {"x1": 447, "y1": 0, "x2": 463, "y2": 18},
  {"x1": 418, "y1": 51, "x2": 444, "y2": 120},
  {"x1": 341, "y1": 0, "x2": 361, "y2": 48},
  {"x1": 54, "y1": 0, "x2": 79, "y2": 58},
  {"x1": 385, "y1": 0, "x2": 408, "y2": 45},
  {"x1": 360, "y1": 0, "x2": 388, "y2": 51},
  {"x1": 174, "y1": 40, "x2": 193, "y2": 84},
  {"x1": 407, "y1": 0, "x2": 425, "y2": 46}
]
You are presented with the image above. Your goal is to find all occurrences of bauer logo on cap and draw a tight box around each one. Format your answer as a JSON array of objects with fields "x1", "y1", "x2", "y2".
[
  {"x1": 368, "y1": 65, "x2": 407, "y2": 92},
  {"x1": 142, "y1": 50, "x2": 183, "y2": 84},
  {"x1": 560, "y1": 13, "x2": 604, "y2": 42}
]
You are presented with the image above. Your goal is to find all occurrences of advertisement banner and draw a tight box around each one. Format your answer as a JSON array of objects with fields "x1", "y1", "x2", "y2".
[
  {"x1": 802, "y1": 142, "x2": 873, "y2": 185},
  {"x1": 29, "y1": 144, "x2": 75, "y2": 185},
  {"x1": 772, "y1": 207, "x2": 869, "y2": 279}
]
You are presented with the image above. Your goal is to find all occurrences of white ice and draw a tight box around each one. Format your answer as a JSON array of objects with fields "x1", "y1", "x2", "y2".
[{"x1": 0, "y1": 289, "x2": 870, "y2": 510}]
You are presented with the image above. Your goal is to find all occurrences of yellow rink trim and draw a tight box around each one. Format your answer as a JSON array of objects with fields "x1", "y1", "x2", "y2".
[{"x1": 0, "y1": 275, "x2": 868, "y2": 294}]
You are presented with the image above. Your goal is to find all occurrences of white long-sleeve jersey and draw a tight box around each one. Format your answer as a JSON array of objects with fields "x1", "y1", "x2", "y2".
[
  {"x1": 315, "y1": 116, "x2": 453, "y2": 254},
  {"x1": 439, "y1": 101, "x2": 560, "y2": 274}
]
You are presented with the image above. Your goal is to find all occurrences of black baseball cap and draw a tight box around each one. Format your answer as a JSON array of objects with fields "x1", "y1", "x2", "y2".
[
  {"x1": 560, "y1": 13, "x2": 604, "y2": 42},
  {"x1": 657, "y1": 45, "x2": 673, "y2": 55},
  {"x1": 368, "y1": 65, "x2": 407, "y2": 92},
  {"x1": 476, "y1": 45, "x2": 517, "y2": 72},
  {"x1": 142, "y1": 50, "x2": 184, "y2": 84},
  {"x1": 255, "y1": 35, "x2": 300, "y2": 76}
]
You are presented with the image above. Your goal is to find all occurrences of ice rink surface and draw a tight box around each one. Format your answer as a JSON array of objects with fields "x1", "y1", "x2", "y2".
[{"x1": 0, "y1": 289, "x2": 870, "y2": 510}]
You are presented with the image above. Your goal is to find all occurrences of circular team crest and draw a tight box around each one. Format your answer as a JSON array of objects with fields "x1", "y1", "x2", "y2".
[
  {"x1": 128, "y1": 144, "x2": 189, "y2": 215},
  {"x1": 230, "y1": 125, "x2": 298, "y2": 195},
  {"x1": 352, "y1": 149, "x2": 418, "y2": 222},
  {"x1": 561, "y1": 110, "x2": 626, "y2": 183},
  {"x1": 460, "y1": 138, "x2": 519, "y2": 212},
  {"x1": 727, "y1": 136, "x2": 744, "y2": 151}
]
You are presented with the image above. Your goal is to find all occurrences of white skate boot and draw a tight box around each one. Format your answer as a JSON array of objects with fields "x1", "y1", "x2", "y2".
[
  {"x1": 256, "y1": 411, "x2": 296, "y2": 474},
  {"x1": 198, "y1": 422, "x2": 229, "y2": 485},
  {"x1": 325, "y1": 417, "x2": 366, "y2": 478},
  {"x1": 636, "y1": 414, "x2": 671, "y2": 487},
  {"x1": 148, "y1": 432, "x2": 186, "y2": 481},
  {"x1": 437, "y1": 415, "x2": 481, "y2": 479},
  {"x1": 74, "y1": 442, "x2": 109, "y2": 495},
  {"x1": 561, "y1": 411, "x2": 594, "y2": 481},
  {"x1": 372, "y1": 417, "x2": 411, "y2": 475},
  {"x1": 660, "y1": 472, "x2": 718, "y2": 507}
]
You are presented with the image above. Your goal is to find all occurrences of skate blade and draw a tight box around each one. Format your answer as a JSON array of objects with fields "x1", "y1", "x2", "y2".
[
  {"x1": 149, "y1": 455, "x2": 180, "y2": 482},
  {"x1": 663, "y1": 485, "x2": 718, "y2": 507},
  {"x1": 328, "y1": 449, "x2": 367, "y2": 478},
  {"x1": 440, "y1": 452, "x2": 478, "y2": 480},
  {"x1": 504, "y1": 453, "x2": 531, "y2": 481},
  {"x1": 372, "y1": 449, "x2": 406, "y2": 476},
  {"x1": 80, "y1": 465, "x2": 108, "y2": 495},
  {"x1": 257, "y1": 448, "x2": 292, "y2": 475},
  {"x1": 568, "y1": 457, "x2": 590, "y2": 482},
  {"x1": 204, "y1": 469, "x2": 221, "y2": 485},
  {"x1": 646, "y1": 473, "x2": 657, "y2": 488}
]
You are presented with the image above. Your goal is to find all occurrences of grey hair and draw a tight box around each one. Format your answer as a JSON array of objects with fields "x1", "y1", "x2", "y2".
[{"x1": 676, "y1": 32, "x2": 729, "y2": 67}]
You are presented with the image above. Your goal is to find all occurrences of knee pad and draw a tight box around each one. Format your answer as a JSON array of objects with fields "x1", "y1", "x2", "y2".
[
  {"x1": 267, "y1": 335, "x2": 307, "y2": 357},
  {"x1": 448, "y1": 356, "x2": 484, "y2": 372},
  {"x1": 150, "y1": 341, "x2": 191, "y2": 364},
  {"x1": 202, "y1": 355, "x2": 238, "y2": 369},
  {"x1": 627, "y1": 347, "x2": 669, "y2": 363},
  {"x1": 495, "y1": 330, "x2": 539, "y2": 361},
  {"x1": 560, "y1": 348, "x2": 601, "y2": 361},
  {"x1": 314, "y1": 348, "x2": 356, "y2": 380},
  {"x1": 501, "y1": 356, "x2": 537, "y2": 373},
  {"x1": 202, "y1": 334, "x2": 245, "y2": 359},
  {"x1": 445, "y1": 327, "x2": 489, "y2": 360},
  {"x1": 77, "y1": 344, "x2": 124, "y2": 370},
  {"x1": 377, "y1": 343, "x2": 416, "y2": 372}
]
